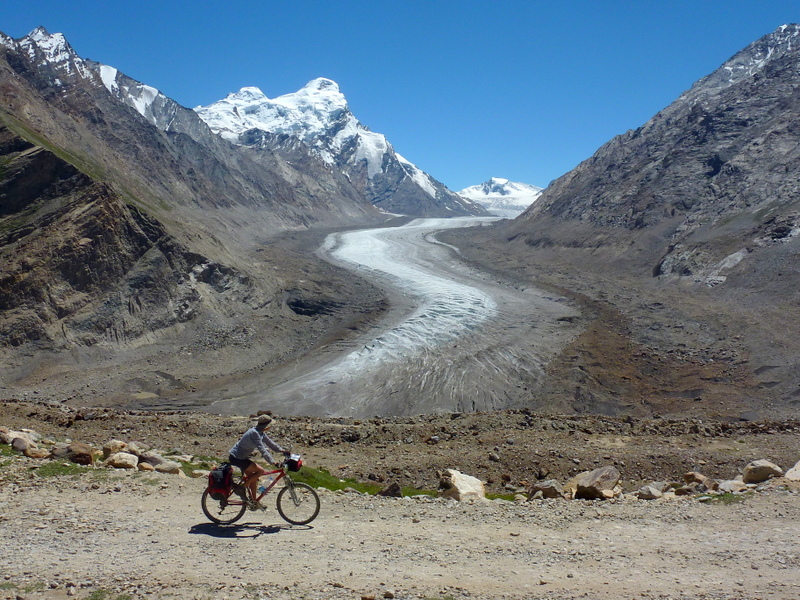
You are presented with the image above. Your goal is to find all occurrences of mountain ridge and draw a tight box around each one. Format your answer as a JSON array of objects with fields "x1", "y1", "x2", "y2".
[
  {"x1": 196, "y1": 77, "x2": 487, "y2": 217},
  {"x1": 445, "y1": 23, "x2": 800, "y2": 416}
]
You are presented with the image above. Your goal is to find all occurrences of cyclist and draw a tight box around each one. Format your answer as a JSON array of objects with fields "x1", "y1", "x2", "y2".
[{"x1": 229, "y1": 414, "x2": 290, "y2": 509}]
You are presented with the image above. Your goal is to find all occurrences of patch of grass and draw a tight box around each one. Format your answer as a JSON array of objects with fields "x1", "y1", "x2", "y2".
[
  {"x1": 34, "y1": 461, "x2": 91, "y2": 477},
  {"x1": 486, "y1": 492, "x2": 518, "y2": 501},
  {"x1": 0, "y1": 443, "x2": 14, "y2": 457},
  {"x1": 699, "y1": 491, "x2": 751, "y2": 505},
  {"x1": 292, "y1": 466, "x2": 437, "y2": 497},
  {"x1": 0, "y1": 582, "x2": 16, "y2": 590},
  {"x1": 22, "y1": 582, "x2": 46, "y2": 593},
  {"x1": 292, "y1": 466, "x2": 382, "y2": 494},
  {"x1": 401, "y1": 485, "x2": 437, "y2": 498}
]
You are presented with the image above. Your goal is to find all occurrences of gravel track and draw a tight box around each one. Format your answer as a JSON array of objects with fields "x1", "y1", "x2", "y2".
[{"x1": 2, "y1": 465, "x2": 799, "y2": 600}]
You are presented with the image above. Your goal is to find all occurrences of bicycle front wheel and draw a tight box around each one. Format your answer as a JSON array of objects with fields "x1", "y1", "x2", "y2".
[
  {"x1": 276, "y1": 482, "x2": 320, "y2": 525},
  {"x1": 201, "y1": 489, "x2": 246, "y2": 525}
]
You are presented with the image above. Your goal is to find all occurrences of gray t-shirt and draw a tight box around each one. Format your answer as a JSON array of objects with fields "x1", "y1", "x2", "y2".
[{"x1": 229, "y1": 427, "x2": 284, "y2": 464}]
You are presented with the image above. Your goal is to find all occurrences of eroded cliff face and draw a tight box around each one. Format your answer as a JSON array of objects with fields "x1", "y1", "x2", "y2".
[{"x1": 0, "y1": 125, "x2": 262, "y2": 349}]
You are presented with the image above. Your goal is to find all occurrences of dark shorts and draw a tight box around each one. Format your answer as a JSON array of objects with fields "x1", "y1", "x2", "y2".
[{"x1": 228, "y1": 454, "x2": 253, "y2": 473}]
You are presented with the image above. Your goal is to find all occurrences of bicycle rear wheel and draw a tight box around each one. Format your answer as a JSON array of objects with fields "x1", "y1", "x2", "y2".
[
  {"x1": 276, "y1": 482, "x2": 320, "y2": 525},
  {"x1": 201, "y1": 489, "x2": 246, "y2": 524}
]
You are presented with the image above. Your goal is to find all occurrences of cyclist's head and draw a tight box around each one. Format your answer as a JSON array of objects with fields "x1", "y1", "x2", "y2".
[{"x1": 256, "y1": 415, "x2": 273, "y2": 430}]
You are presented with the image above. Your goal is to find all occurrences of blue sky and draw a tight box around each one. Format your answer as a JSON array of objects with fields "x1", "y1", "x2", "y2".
[{"x1": 3, "y1": 1, "x2": 799, "y2": 190}]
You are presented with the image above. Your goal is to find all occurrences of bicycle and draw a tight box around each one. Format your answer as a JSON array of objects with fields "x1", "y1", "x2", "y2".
[{"x1": 201, "y1": 454, "x2": 320, "y2": 526}]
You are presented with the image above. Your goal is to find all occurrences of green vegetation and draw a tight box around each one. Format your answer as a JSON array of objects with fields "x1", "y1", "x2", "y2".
[
  {"x1": 699, "y1": 491, "x2": 751, "y2": 505},
  {"x1": 0, "y1": 443, "x2": 14, "y2": 457},
  {"x1": 292, "y1": 465, "x2": 382, "y2": 494},
  {"x1": 34, "y1": 461, "x2": 92, "y2": 477},
  {"x1": 291, "y1": 465, "x2": 437, "y2": 497}
]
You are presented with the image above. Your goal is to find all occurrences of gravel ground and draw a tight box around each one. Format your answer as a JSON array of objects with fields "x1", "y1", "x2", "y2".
[
  {"x1": 2, "y1": 400, "x2": 800, "y2": 600},
  {"x1": 1, "y1": 462, "x2": 799, "y2": 600}
]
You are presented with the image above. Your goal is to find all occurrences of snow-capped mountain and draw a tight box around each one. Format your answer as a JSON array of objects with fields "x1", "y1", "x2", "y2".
[
  {"x1": 196, "y1": 78, "x2": 486, "y2": 217},
  {"x1": 458, "y1": 178, "x2": 542, "y2": 218}
]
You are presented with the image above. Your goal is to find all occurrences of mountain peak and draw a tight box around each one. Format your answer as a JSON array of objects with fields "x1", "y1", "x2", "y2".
[
  {"x1": 458, "y1": 178, "x2": 542, "y2": 218},
  {"x1": 301, "y1": 77, "x2": 340, "y2": 94}
]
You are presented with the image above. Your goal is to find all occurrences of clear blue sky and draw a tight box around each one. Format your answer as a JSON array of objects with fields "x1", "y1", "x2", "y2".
[{"x1": 2, "y1": 1, "x2": 799, "y2": 190}]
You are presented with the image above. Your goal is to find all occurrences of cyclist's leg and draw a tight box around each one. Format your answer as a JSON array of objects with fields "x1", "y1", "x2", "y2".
[{"x1": 243, "y1": 461, "x2": 268, "y2": 501}]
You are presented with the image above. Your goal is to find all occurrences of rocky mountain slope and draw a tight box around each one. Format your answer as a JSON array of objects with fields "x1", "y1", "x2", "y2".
[
  {"x1": 446, "y1": 24, "x2": 800, "y2": 418},
  {"x1": 0, "y1": 28, "x2": 389, "y2": 396},
  {"x1": 196, "y1": 78, "x2": 487, "y2": 217},
  {"x1": 458, "y1": 177, "x2": 542, "y2": 217}
]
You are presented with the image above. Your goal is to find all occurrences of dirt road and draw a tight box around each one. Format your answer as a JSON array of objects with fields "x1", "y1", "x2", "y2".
[{"x1": 2, "y1": 465, "x2": 799, "y2": 600}]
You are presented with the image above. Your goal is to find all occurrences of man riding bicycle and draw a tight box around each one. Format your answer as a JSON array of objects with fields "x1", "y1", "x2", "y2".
[{"x1": 229, "y1": 414, "x2": 290, "y2": 509}]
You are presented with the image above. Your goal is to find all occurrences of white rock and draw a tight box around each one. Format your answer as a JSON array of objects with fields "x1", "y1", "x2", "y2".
[
  {"x1": 105, "y1": 452, "x2": 139, "y2": 469},
  {"x1": 439, "y1": 469, "x2": 485, "y2": 502},
  {"x1": 784, "y1": 460, "x2": 800, "y2": 482}
]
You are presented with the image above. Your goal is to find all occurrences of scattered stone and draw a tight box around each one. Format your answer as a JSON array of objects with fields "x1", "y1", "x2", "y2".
[
  {"x1": 742, "y1": 459, "x2": 783, "y2": 484},
  {"x1": 138, "y1": 462, "x2": 155, "y2": 472}
]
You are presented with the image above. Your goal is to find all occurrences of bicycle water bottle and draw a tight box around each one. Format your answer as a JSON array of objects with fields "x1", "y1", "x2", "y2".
[{"x1": 259, "y1": 474, "x2": 274, "y2": 495}]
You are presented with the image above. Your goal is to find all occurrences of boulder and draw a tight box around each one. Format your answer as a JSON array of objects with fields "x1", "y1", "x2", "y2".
[
  {"x1": 784, "y1": 460, "x2": 800, "y2": 482},
  {"x1": 105, "y1": 452, "x2": 139, "y2": 469},
  {"x1": 24, "y1": 446, "x2": 51, "y2": 459},
  {"x1": 11, "y1": 437, "x2": 32, "y2": 453},
  {"x1": 0, "y1": 426, "x2": 12, "y2": 444},
  {"x1": 718, "y1": 479, "x2": 748, "y2": 493},
  {"x1": 527, "y1": 479, "x2": 563, "y2": 499},
  {"x1": 154, "y1": 460, "x2": 183, "y2": 475},
  {"x1": 742, "y1": 459, "x2": 783, "y2": 484},
  {"x1": 565, "y1": 465, "x2": 621, "y2": 500},
  {"x1": 377, "y1": 482, "x2": 403, "y2": 497},
  {"x1": 5, "y1": 430, "x2": 37, "y2": 448},
  {"x1": 636, "y1": 485, "x2": 663, "y2": 500},
  {"x1": 138, "y1": 462, "x2": 155, "y2": 472},
  {"x1": 66, "y1": 442, "x2": 94, "y2": 465},
  {"x1": 138, "y1": 451, "x2": 167, "y2": 467},
  {"x1": 125, "y1": 441, "x2": 146, "y2": 456},
  {"x1": 683, "y1": 472, "x2": 718, "y2": 490},
  {"x1": 439, "y1": 469, "x2": 485, "y2": 502},
  {"x1": 102, "y1": 440, "x2": 128, "y2": 459}
]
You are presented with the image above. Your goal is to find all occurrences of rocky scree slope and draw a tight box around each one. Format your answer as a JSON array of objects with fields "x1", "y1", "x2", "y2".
[
  {"x1": 196, "y1": 78, "x2": 487, "y2": 217},
  {"x1": 447, "y1": 24, "x2": 800, "y2": 418}
]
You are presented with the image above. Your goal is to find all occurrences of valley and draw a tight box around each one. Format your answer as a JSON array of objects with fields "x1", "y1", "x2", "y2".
[{"x1": 203, "y1": 217, "x2": 579, "y2": 417}]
